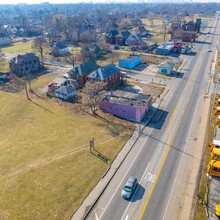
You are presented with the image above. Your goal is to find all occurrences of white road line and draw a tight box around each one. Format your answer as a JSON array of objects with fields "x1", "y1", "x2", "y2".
[
  {"x1": 94, "y1": 209, "x2": 99, "y2": 220},
  {"x1": 98, "y1": 129, "x2": 153, "y2": 220},
  {"x1": 97, "y1": 206, "x2": 104, "y2": 210},
  {"x1": 125, "y1": 215, "x2": 129, "y2": 220},
  {"x1": 162, "y1": 92, "x2": 207, "y2": 218},
  {"x1": 120, "y1": 163, "x2": 151, "y2": 220},
  {"x1": 145, "y1": 172, "x2": 156, "y2": 183}
]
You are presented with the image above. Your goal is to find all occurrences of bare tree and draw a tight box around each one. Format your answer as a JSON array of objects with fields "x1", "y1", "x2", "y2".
[
  {"x1": 32, "y1": 37, "x2": 48, "y2": 67},
  {"x1": 119, "y1": 18, "x2": 132, "y2": 31},
  {"x1": 109, "y1": 52, "x2": 120, "y2": 64},
  {"x1": 81, "y1": 81, "x2": 107, "y2": 114},
  {"x1": 65, "y1": 52, "x2": 75, "y2": 67}
]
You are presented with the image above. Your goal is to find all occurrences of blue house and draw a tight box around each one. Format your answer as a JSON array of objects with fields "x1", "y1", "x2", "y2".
[{"x1": 119, "y1": 55, "x2": 141, "y2": 69}]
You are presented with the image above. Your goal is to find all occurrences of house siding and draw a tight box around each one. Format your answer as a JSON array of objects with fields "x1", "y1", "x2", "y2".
[
  {"x1": 119, "y1": 56, "x2": 141, "y2": 69},
  {"x1": 99, "y1": 99, "x2": 149, "y2": 122},
  {"x1": 55, "y1": 89, "x2": 76, "y2": 100},
  {"x1": 106, "y1": 71, "x2": 121, "y2": 88},
  {"x1": 9, "y1": 55, "x2": 40, "y2": 77}
]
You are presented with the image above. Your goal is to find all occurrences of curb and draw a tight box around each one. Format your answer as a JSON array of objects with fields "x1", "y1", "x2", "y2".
[{"x1": 72, "y1": 87, "x2": 170, "y2": 220}]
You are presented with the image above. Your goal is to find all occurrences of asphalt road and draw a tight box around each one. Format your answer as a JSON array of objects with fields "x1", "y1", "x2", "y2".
[{"x1": 86, "y1": 15, "x2": 218, "y2": 220}]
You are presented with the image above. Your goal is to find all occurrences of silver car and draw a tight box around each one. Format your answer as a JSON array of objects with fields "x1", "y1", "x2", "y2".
[{"x1": 121, "y1": 176, "x2": 137, "y2": 199}]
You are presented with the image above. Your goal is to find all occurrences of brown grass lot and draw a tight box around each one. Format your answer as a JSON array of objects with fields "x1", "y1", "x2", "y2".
[{"x1": 0, "y1": 73, "x2": 134, "y2": 219}]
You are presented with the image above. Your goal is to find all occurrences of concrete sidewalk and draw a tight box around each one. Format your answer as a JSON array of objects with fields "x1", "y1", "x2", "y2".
[
  {"x1": 72, "y1": 87, "x2": 170, "y2": 220},
  {"x1": 178, "y1": 96, "x2": 211, "y2": 220}
]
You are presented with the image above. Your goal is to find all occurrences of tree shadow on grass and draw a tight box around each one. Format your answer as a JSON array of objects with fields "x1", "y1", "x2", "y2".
[{"x1": 80, "y1": 108, "x2": 134, "y2": 137}]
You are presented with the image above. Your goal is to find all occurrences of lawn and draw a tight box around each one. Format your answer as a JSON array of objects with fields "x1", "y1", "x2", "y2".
[
  {"x1": 1, "y1": 42, "x2": 34, "y2": 54},
  {"x1": 0, "y1": 59, "x2": 10, "y2": 72},
  {"x1": 0, "y1": 75, "x2": 134, "y2": 219}
]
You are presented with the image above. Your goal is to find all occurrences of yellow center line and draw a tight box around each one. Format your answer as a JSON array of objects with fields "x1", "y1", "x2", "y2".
[{"x1": 138, "y1": 49, "x2": 204, "y2": 219}]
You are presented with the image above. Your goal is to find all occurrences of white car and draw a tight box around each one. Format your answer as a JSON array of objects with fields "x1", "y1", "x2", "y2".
[
  {"x1": 207, "y1": 49, "x2": 212, "y2": 52},
  {"x1": 121, "y1": 176, "x2": 137, "y2": 199}
]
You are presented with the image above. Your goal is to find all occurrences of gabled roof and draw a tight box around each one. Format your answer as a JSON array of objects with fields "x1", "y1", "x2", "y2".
[
  {"x1": 69, "y1": 62, "x2": 100, "y2": 76},
  {"x1": 158, "y1": 61, "x2": 175, "y2": 69},
  {"x1": 87, "y1": 64, "x2": 120, "y2": 80},
  {"x1": 101, "y1": 64, "x2": 120, "y2": 79},
  {"x1": 55, "y1": 86, "x2": 76, "y2": 95},
  {"x1": 10, "y1": 53, "x2": 39, "y2": 64},
  {"x1": 53, "y1": 42, "x2": 68, "y2": 49},
  {"x1": 81, "y1": 62, "x2": 100, "y2": 75}
]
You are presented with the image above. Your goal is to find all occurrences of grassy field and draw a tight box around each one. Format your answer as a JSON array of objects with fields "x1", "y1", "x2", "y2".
[
  {"x1": 0, "y1": 59, "x2": 10, "y2": 72},
  {"x1": 1, "y1": 42, "x2": 34, "y2": 54},
  {"x1": 0, "y1": 74, "x2": 134, "y2": 219}
]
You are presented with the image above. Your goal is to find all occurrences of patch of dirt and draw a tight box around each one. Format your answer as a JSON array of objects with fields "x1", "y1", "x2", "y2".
[{"x1": 125, "y1": 78, "x2": 165, "y2": 103}]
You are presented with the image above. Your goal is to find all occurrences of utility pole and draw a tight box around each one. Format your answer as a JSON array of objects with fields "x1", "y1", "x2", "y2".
[{"x1": 24, "y1": 81, "x2": 30, "y2": 100}]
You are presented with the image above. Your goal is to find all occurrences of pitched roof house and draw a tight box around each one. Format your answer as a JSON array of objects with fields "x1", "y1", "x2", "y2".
[
  {"x1": 51, "y1": 41, "x2": 69, "y2": 57},
  {"x1": 157, "y1": 61, "x2": 175, "y2": 75},
  {"x1": 125, "y1": 34, "x2": 147, "y2": 49},
  {"x1": 55, "y1": 85, "x2": 77, "y2": 100},
  {"x1": 81, "y1": 44, "x2": 101, "y2": 60},
  {"x1": 9, "y1": 53, "x2": 40, "y2": 77},
  {"x1": 115, "y1": 31, "x2": 131, "y2": 46},
  {"x1": 87, "y1": 64, "x2": 121, "y2": 88},
  {"x1": 68, "y1": 62, "x2": 100, "y2": 88}
]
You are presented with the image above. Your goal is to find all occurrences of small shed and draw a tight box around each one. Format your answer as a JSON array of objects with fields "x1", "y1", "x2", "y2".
[
  {"x1": 55, "y1": 86, "x2": 77, "y2": 100},
  {"x1": 157, "y1": 61, "x2": 175, "y2": 75},
  {"x1": 119, "y1": 55, "x2": 141, "y2": 69}
]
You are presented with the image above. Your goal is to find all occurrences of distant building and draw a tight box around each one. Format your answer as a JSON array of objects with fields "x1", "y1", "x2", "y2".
[
  {"x1": 115, "y1": 31, "x2": 131, "y2": 46},
  {"x1": 81, "y1": 44, "x2": 101, "y2": 60},
  {"x1": 171, "y1": 29, "x2": 197, "y2": 42},
  {"x1": 157, "y1": 61, "x2": 175, "y2": 75},
  {"x1": 119, "y1": 55, "x2": 141, "y2": 69},
  {"x1": 51, "y1": 40, "x2": 69, "y2": 57},
  {"x1": 9, "y1": 53, "x2": 40, "y2": 77},
  {"x1": 156, "y1": 44, "x2": 174, "y2": 55},
  {"x1": 0, "y1": 34, "x2": 11, "y2": 46},
  {"x1": 68, "y1": 62, "x2": 100, "y2": 88},
  {"x1": 99, "y1": 90, "x2": 152, "y2": 122},
  {"x1": 105, "y1": 30, "x2": 119, "y2": 44},
  {"x1": 170, "y1": 19, "x2": 200, "y2": 42}
]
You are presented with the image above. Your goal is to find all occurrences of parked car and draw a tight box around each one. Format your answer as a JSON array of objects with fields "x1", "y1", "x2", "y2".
[
  {"x1": 207, "y1": 49, "x2": 212, "y2": 52},
  {"x1": 121, "y1": 176, "x2": 137, "y2": 199},
  {"x1": 121, "y1": 71, "x2": 127, "y2": 77}
]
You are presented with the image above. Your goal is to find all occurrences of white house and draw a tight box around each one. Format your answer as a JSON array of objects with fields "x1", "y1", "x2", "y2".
[
  {"x1": 157, "y1": 61, "x2": 175, "y2": 75},
  {"x1": 55, "y1": 85, "x2": 77, "y2": 100},
  {"x1": 51, "y1": 41, "x2": 69, "y2": 56}
]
